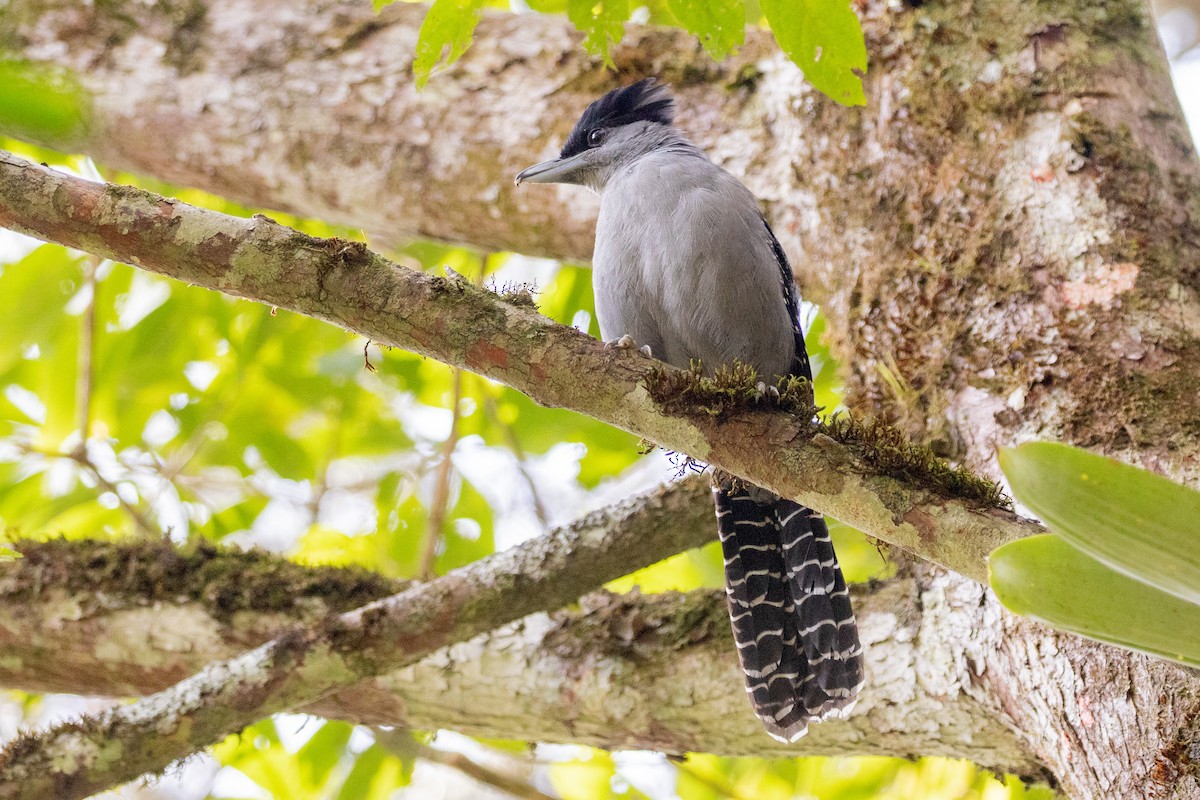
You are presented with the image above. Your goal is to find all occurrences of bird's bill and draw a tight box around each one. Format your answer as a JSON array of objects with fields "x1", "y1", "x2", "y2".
[{"x1": 513, "y1": 154, "x2": 583, "y2": 186}]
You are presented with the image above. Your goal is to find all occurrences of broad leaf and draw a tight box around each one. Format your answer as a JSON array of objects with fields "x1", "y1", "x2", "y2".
[
  {"x1": 412, "y1": 0, "x2": 486, "y2": 89},
  {"x1": 568, "y1": 0, "x2": 632, "y2": 67},
  {"x1": 990, "y1": 535, "x2": 1200, "y2": 668},
  {"x1": 1000, "y1": 442, "x2": 1200, "y2": 606},
  {"x1": 667, "y1": 0, "x2": 746, "y2": 60},
  {"x1": 760, "y1": 0, "x2": 867, "y2": 106},
  {"x1": 0, "y1": 61, "x2": 89, "y2": 144}
]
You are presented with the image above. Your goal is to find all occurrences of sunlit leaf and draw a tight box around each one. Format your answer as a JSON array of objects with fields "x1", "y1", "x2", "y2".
[
  {"x1": 427, "y1": 474, "x2": 496, "y2": 574},
  {"x1": 297, "y1": 721, "x2": 353, "y2": 789},
  {"x1": 760, "y1": 0, "x2": 868, "y2": 106},
  {"x1": 524, "y1": 0, "x2": 568, "y2": 12},
  {"x1": 1000, "y1": 442, "x2": 1200, "y2": 606},
  {"x1": 990, "y1": 535, "x2": 1200, "y2": 668},
  {"x1": 607, "y1": 540, "x2": 725, "y2": 593},
  {"x1": 550, "y1": 749, "x2": 651, "y2": 799},
  {"x1": 0, "y1": 246, "x2": 83, "y2": 377},
  {"x1": 0, "y1": 60, "x2": 89, "y2": 144},
  {"x1": 335, "y1": 744, "x2": 410, "y2": 800},
  {"x1": 412, "y1": 0, "x2": 486, "y2": 89},
  {"x1": 206, "y1": 496, "x2": 268, "y2": 540},
  {"x1": 666, "y1": 0, "x2": 745, "y2": 60},
  {"x1": 568, "y1": 0, "x2": 631, "y2": 66},
  {"x1": 217, "y1": 720, "x2": 307, "y2": 798}
]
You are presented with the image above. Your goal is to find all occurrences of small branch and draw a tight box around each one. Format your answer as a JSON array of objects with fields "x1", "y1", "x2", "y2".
[
  {"x1": 374, "y1": 728, "x2": 557, "y2": 800},
  {"x1": 25, "y1": 443, "x2": 158, "y2": 537},
  {"x1": 420, "y1": 368, "x2": 464, "y2": 579},
  {"x1": 0, "y1": 151, "x2": 1045, "y2": 583},
  {"x1": 0, "y1": 532, "x2": 1053, "y2": 778},
  {"x1": 0, "y1": 478, "x2": 716, "y2": 799},
  {"x1": 416, "y1": 744, "x2": 557, "y2": 800},
  {"x1": 74, "y1": 256, "x2": 99, "y2": 439},
  {"x1": 480, "y1": 379, "x2": 550, "y2": 531}
]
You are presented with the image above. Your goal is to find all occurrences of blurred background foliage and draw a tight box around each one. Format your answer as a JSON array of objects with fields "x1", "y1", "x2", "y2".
[{"x1": 0, "y1": 135, "x2": 1050, "y2": 799}]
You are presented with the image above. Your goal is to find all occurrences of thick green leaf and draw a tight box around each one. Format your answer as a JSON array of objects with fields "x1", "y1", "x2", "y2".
[
  {"x1": 667, "y1": 0, "x2": 745, "y2": 60},
  {"x1": 412, "y1": 0, "x2": 485, "y2": 89},
  {"x1": 760, "y1": 0, "x2": 867, "y2": 106},
  {"x1": 990, "y1": 535, "x2": 1200, "y2": 668},
  {"x1": 568, "y1": 0, "x2": 631, "y2": 66},
  {"x1": 1000, "y1": 442, "x2": 1200, "y2": 606}
]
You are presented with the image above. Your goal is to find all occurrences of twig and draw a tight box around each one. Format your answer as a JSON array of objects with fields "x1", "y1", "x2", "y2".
[
  {"x1": 479, "y1": 379, "x2": 550, "y2": 531},
  {"x1": 25, "y1": 444, "x2": 158, "y2": 537},
  {"x1": 76, "y1": 456, "x2": 158, "y2": 538},
  {"x1": 75, "y1": 256, "x2": 99, "y2": 440},
  {"x1": 420, "y1": 368, "x2": 464, "y2": 579},
  {"x1": 374, "y1": 728, "x2": 557, "y2": 800}
]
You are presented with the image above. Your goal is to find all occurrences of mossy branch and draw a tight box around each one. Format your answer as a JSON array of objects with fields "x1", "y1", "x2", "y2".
[
  {"x1": 0, "y1": 537, "x2": 1049, "y2": 776},
  {"x1": 0, "y1": 149, "x2": 1044, "y2": 587},
  {"x1": 645, "y1": 362, "x2": 1008, "y2": 508},
  {"x1": 0, "y1": 479, "x2": 715, "y2": 800}
]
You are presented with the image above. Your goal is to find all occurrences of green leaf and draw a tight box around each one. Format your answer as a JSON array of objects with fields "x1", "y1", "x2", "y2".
[
  {"x1": 412, "y1": 0, "x2": 486, "y2": 89},
  {"x1": 206, "y1": 496, "x2": 269, "y2": 540},
  {"x1": 568, "y1": 0, "x2": 632, "y2": 66},
  {"x1": 989, "y1": 535, "x2": 1200, "y2": 668},
  {"x1": 524, "y1": 0, "x2": 568, "y2": 12},
  {"x1": 335, "y1": 744, "x2": 409, "y2": 800},
  {"x1": 0, "y1": 60, "x2": 90, "y2": 144},
  {"x1": 298, "y1": 721, "x2": 353, "y2": 789},
  {"x1": 1000, "y1": 442, "x2": 1200, "y2": 606},
  {"x1": 666, "y1": 0, "x2": 745, "y2": 60},
  {"x1": 760, "y1": 0, "x2": 867, "y2": 106},
  {"x1": 0, "y1": 544, "x2": 21, "y2": 562}
]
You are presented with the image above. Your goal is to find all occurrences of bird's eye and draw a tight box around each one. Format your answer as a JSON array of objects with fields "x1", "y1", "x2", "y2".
[{"x1": 587, "y1": 128, "x2": 605, "y2": 147}]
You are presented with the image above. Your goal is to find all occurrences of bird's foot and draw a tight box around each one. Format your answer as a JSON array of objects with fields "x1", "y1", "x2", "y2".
[
  {"x1": 755, "y1": 381, "x2": 781, "y2": 401},
  {"x1": 605, "y1": 335, "x2": 652, "y2": 358}
]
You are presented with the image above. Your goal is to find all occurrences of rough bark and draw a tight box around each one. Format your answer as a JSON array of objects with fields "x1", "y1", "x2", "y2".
[
  {"x1": 0, "y1": 478, "x2": 717, "y2": 799},
  {"x1": 1, "y1": 0, "x2": 1199, "y2": 797},
  {"x1": 0, "y1": 146, "x2": 1194, "y2": 800},
  {"x1": 2, "y1": 0, "x2": 1197, "y2": 485},
  {"x1": 0, "y1": 149, "x2": 1042, "y2": 584},
  {"x1": 0, "y1": 538, "x2": 1049, "y2": 781}
]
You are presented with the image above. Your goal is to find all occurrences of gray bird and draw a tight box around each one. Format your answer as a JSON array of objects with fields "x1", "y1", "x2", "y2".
[{"x1": 515, "y1": 79, "x2": 863, "y2": 741}]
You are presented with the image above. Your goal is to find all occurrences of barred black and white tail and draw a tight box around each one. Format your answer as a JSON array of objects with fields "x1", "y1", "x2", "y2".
[{"x1": 714, "y1": 482, "x2": 864, "y2": 742}]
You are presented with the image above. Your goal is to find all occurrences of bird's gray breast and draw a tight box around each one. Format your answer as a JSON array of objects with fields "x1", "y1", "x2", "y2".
[{"x1": 592, "y1": 154, "x2": 796, "y2": 380}]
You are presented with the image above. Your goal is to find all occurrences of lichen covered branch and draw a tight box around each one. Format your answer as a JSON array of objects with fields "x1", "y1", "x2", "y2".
[
  {"x1": 0, "y1": 479, "x2": 713, "y2": 799},
  {"x1": 0, "y1": 150, "x2": 1044, "y2": 584},
  {"x1": 0, "y1": 535, "x2": 1049, "y2": 780}
]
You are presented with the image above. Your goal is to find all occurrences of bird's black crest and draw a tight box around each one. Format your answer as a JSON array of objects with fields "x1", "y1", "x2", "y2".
[{"x1": 560, "y1": 79, "x2": 675, "y2": 158}]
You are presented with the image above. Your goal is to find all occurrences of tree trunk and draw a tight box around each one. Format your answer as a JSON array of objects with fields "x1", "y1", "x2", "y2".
[{"x1": 2, "y1": 0, "x2": 1199, "y2": 797}]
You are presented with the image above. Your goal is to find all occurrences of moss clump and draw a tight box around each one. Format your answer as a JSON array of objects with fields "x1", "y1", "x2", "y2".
[
  {"x1": 645, "y1": 360, "x2": 1008, "y2": 509},
  {"x1": 1, "y1": 538, "x2": 403, "y2": 623},
  {"x1": 821, "y1": 414, "x2": 1010, "y2": 509},
  {"x1": 493, "y1": 281, "x2": 539, "y2": 310},
  {"x1": 645, "y1": 360, "x2": 819, "y2": 419},
  {"x1": 544, "y1": 589, "x2": 725, "y2": 658}
]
